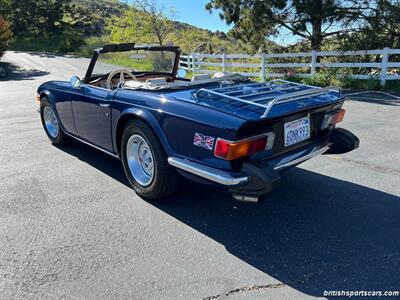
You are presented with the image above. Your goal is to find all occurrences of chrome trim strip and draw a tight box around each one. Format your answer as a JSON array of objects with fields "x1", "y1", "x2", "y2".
[
  {"x1": 272, "y1": 79, "x2": 324, "y2": 89},
  {"x1": 224, "y1": 84, "x2": 274, "y2": 95},
  {"x1": 241, "y1": 85, "x2": 302, "y2": 100},
  {"x1": 261, "y1": 89, "x2": 335, "y2": 118},
  {"x1": 195, "y1": 88, "x2": 268, "y2": 109},
  {"x1": 167, "y1": 157, "x2": 248, "y2": 186},
  {"x1": 215, "y1": 132, "x2": 275, "y2": 145},
  {"x1": 64, "y1": 132, "x2": 120, "y2": 159},
  {"x1": 214, "y1": 82, "x2": 266, "y2": 93},
  {"x1": 273, "y1": 145, "x2": 330, "y2": 171}
]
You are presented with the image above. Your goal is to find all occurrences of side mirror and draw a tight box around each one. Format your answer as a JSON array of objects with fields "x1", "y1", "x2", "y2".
[
  {"x1": 70, "y1": 76, "x2": 82, "y2": 88},
  {"x1": 177, "y1": 69, "x2": 187, "y2": 78}
]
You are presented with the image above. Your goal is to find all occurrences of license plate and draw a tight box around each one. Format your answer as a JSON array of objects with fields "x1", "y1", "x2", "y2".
[{"x1": 284, "y1": 116, "x2": 310, "y2": 147}]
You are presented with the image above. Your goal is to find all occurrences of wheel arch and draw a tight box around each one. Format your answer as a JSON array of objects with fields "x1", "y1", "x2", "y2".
[
  {"x1": 38, "y1": 89, "x2": 68, "y2": 132},
  {"x1": 39, "y1": 90, "x2": 56, "y2": 106},
  {"x1": 114, "y1": 108, "x2": 173, "y2": 157}
]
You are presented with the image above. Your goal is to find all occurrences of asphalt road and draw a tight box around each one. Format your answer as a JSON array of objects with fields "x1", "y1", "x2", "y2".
[{"x1": 1, "y1": 51, "x2": 400, "y2": 300}]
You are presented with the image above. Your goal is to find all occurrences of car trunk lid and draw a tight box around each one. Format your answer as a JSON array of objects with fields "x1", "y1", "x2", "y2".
[{"x1": 166, "y1": 80, "x2": 342, "y2": 121}]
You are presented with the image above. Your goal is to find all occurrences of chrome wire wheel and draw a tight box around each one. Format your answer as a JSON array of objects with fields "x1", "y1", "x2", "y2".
[
  {"x1": 126, "y1": 134, "x2": 155, "y2": 186},
  {"x1": 43, "y1": 106, "x2": 59, "y2": 138}
]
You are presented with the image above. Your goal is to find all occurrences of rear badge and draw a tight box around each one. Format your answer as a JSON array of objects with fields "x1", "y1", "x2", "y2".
[{"x1": 193, "y1": 133, "x2": 214, "y2": 150}]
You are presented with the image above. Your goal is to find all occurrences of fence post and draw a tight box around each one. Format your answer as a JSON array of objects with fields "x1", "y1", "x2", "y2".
[
  {"x1": 186, "y1": 55, "x2": 191, "y2": 73},
  {"x1": 310, "y1": 50, "x2": 317, "y2": 75},
  {"x1": 380, "y1": 47, "x2": 389, "y2": 87},
  {"x1": 260, "y1": 52, "x2": 266, "y2": 82},
  {"x1": 222, "y1": 53, "x2": 226, "y2": 73},
  {"x1": 191, "y1": 53, "x2": 196, "y2": 76}
]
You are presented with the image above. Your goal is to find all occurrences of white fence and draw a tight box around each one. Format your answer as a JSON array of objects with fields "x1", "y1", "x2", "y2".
[{"x1": 180, "y1": 48, "x2": 400, "y2": 86}]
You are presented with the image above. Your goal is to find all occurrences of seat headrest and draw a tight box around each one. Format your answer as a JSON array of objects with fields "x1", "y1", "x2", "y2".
[
  {"x1": 146, "y1": 77, "x2": 167, "y2": 85},
  {"x1": 191, "y1": 74, "x2": 211, "y2": 81}
]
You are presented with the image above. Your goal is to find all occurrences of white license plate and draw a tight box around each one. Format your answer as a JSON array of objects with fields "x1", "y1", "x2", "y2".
[{"x1": 284, "y1": 116, "x2": 310, "y2": 147}]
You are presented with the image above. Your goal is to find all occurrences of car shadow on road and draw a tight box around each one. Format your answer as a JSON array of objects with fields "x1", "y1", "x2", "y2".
[
  {"x1": 26, "y1": 51, "x2": 76, "y2": 58},
  {"x1": 158, "y1": 172, "x2": 400, "y2": 298},
  {"x1": 54, "y1": 139, "x2": 130, "y2": 187},
  {"x1": 0, "y1": 61, "x2": 49, "y2": 81},
  {"x1": 56, "y1": 140, "x2": 400, "y2": 299},
  {"x1": 343, "y1": 91, "x2": 400, "y2": 106}
]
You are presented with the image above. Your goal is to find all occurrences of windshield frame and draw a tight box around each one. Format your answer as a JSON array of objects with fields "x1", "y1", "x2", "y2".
[{"x1": 83, "y1": 43, "x2": 181, "y2": 84}]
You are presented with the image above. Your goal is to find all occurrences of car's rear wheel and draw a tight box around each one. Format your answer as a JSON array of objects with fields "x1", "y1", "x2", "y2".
[
  {"x1": 40, "y1": 98, "x2": 66, "y2": 145},
  {"x1": 121, "y1": 120, "x2": 179, "y2": 200}
]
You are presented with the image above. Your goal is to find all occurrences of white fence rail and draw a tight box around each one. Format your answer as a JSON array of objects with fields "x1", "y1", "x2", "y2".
[{"x1": 179, "y1": 48, "x2": 400, "y2": 86}]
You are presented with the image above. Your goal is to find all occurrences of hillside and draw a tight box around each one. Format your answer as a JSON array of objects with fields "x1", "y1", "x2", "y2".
[
  {"x1": 71, "y1": 0, "x2": 248, "y2": 54},
  {"x1": 7, "y1": 0, "x2": 277, "y2": 55}
]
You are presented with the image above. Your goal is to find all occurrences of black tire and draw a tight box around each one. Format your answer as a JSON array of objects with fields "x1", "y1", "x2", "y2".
[
  {"x1": 40, "y1": 97, "x2": 66, "y2": 145},
  {"x1": 121, "y1": 119, "x2": 180, "y2": 200}
]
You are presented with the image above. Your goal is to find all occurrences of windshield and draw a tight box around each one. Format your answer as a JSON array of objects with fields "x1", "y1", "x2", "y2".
[{"x1": 92, "y1": 49, "x2": 176, "y2": 76}]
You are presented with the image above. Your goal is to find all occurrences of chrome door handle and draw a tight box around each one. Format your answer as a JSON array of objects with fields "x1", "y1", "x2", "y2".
[{"x1": 99, "y1": 103, "x2": 110, "y2": 108}]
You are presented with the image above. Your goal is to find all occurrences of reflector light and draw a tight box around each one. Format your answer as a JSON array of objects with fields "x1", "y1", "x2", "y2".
[
  {"x1": 334, "y1": 109, "x2": 345, "y2": 124},
  {"x1": 321, "y1": 109, "x2": 346, "y2": 130},
  {"x1": 214, "y1": 133, "x2": 273, "y2": 160}
]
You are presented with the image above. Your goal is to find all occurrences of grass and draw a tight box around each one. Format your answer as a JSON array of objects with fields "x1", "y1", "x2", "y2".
[
  {"x1": 98, "y1": 52, "x2": 153, "y2": 71},
  {"x1": 75, "y1": 36, "x2": 110, "y2": 57},
  {"x1": 385, "y1": 80, "x2": 400, "y2": 91},
  {"x1": 284, "y1": 74, "x2": 400, "y2": 91},
  {"x1": 9, "y1": 32, "x2": 86, "y2": 54}
]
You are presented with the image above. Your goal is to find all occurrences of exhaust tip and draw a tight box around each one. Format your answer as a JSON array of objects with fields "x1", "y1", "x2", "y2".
[{"x1": 231, "y1": 193, "x2": 259, "y2": 203}]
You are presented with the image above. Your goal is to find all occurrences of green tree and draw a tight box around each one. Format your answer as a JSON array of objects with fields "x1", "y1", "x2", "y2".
[
  {"x1": 68, "y1": 0, "x2": 128, "y2": 36},
  {"x1": 107, "y1": 8, "x2": 148, "y2": 43},
  {"x1": 0, "y1": 0, "x2": 71, "y2": 35},
  {"x1": 337, "y1": 0, "x2": 400, "y2": 50},
  {"x1": 134, "y1": 0, "x2": 175, "y2": 46},
  {"x1": 206, "y1": 0, "x2": 370, "y2": 51},
  {"x1": 0, "y1": 16, "x2": 12, "y2": 58},
  {"x1": 107, "y1": 1, "x2": 176, "y2": 46}
]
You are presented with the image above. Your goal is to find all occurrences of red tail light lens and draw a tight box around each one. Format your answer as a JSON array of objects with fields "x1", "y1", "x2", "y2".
[{"x1": 214, "y1": 133, "x2": 274, "y2": 160}]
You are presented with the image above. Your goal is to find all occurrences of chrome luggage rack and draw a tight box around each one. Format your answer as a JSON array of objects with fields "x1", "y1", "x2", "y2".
[{"x1": 194, "y1": 79, "x2": 340, "y2": 119}]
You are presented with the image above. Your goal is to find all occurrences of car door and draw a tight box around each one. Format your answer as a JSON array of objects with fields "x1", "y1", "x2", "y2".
[
  {"x1": 72, "y1": 84, "x2": 114, "y2": 152},
  {"x1": 52, "y1": 87, "x2": 78, "y2": 135}
]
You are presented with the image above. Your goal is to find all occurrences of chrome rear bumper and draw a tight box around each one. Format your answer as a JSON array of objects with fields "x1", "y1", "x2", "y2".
[
  {"x1": 271, "y1": 145, "x2": 331, "y2": 171},
  {"x1": 167, "y1": 157, "x2": 248, "y2": 186},
  {"x1": 168, "y1": 128, "x2": 359, "y2": 201},
  {"x1": 168, "y1": 143, "x2": 329, "y2": 186}
]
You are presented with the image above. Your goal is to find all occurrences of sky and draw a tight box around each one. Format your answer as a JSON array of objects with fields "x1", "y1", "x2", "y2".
[
  {"x1": 155, "y1": 0, "x2": 299, "y2": 45},
  {"x1": 140, "y1": 0, "x2": 233, "y2": 32},
  {"x1": 163, "y1": 0, "x2": 230, "y2": 32},
  {"x1": 125, "y1": 0, "x2": 299, "y2": 46}
]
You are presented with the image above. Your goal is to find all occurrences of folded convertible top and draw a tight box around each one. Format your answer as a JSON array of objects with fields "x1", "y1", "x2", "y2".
[{"x1": 122, "y1": 73, "x2": 247, "y2": 91}]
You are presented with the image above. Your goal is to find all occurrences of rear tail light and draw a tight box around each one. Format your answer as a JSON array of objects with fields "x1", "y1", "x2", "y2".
[
  {"x1": 334, "y1": 109, "x2": 345, "y2": 124},
  {"x1": 321, "y1": 109, "x2": 346, "y2": 130},
  {"x1": 214, "y1": 133, "x2": 275, "y2": 160}
]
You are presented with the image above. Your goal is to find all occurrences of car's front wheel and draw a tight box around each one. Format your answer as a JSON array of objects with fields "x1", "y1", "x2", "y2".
[
  {"x1": 121, "y1": 120, "x2": 179, "y2": 200},
  {"x1": 40, "y1": 98, "x2": 66, "y2": 145}
]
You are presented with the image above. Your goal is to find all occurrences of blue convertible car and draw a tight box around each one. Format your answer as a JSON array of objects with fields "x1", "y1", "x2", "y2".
[{"x1": 37, "y1": 43, "x2": 359, "y2": 202}]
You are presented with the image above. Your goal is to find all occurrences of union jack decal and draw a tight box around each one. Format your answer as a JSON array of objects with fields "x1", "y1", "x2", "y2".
[{"x1": 193, "y1": 133, "x2": 215, "y2": 150}]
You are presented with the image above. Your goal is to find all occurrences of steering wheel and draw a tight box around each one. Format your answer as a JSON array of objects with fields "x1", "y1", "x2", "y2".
[{"x1": 106, "y1": 69, "x2": 137, "y2": 89}]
